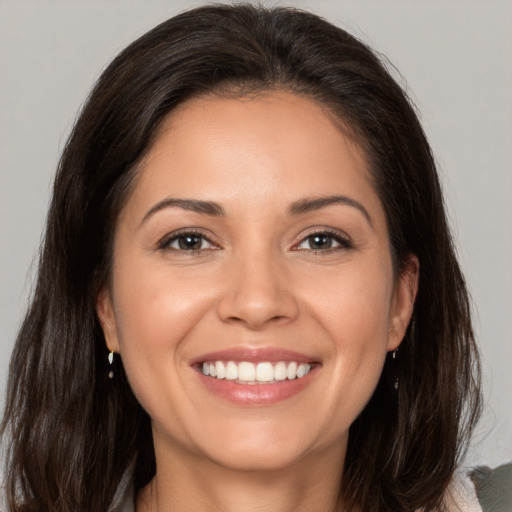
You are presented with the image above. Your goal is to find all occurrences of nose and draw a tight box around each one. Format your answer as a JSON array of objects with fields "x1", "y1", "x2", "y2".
[{"x1": 216, "y1": 250, "x2": 299, "y2": 330}]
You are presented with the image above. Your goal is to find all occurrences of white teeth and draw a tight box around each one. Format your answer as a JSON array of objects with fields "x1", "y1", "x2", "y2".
[
  {"x1": 215, "y1": 361, "x2": 226, "y2": 379},
  {"x1": 274, "y1": 361, "x2": 287, "y2": 381},
  {"x1": 225, "y1": 361, "x2": 238, "y2": 380},
  {"x1": 287, "y1": 361, "x2": 297, "y2": 380},
  {"x1": 256, "y1": 362, "x2": 274, "y2": 382},
  {"x1": 201, "y1": 360, "x2": 312, "y2": 383},
  {"x1": 238, "y1": 362, "x2": 255, "y2": 381},
  {"x1": 296, "y1": 363, "x2": 310, "y2": 378}
]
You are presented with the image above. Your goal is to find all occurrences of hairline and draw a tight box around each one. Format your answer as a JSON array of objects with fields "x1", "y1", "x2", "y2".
[{"x1": 101, "y1": 83, "x2": 400, "y2": 291}]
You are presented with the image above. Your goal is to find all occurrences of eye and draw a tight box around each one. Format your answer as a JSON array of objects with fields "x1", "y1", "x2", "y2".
[
  {"x1": 159, "y1": 231, "x2": 217, "y2": 252},
  {"x1": 295, "y1": 230, "x2": 351, "y2": 252}
]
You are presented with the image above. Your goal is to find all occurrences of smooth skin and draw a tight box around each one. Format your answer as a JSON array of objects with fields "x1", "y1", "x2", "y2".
[{"x1": 97, "y1": 91, "x2": 419, "y2": 512}]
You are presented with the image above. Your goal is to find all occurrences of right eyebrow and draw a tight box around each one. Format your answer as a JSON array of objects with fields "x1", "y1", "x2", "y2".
[
  {"x1": 288, "y1": 195, "x2": 373, "y2": 229},
  {"x1": 140, "y1": 197, "x2": 226, "y2": 227}
]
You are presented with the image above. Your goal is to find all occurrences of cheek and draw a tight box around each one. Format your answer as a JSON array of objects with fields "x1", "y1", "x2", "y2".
[
  {"x1": 109, "y1": 255, "x2": 216, "y2": 401},
  {"x1": 112, "y1": 256, "x2": 214, "y2": 349},
  {"x1": 306, "y1": 257, "x2": 394, "y2": 346},
  {"x1": 108, "y1": 264, "x2": 221, "y2": 439},
  {"x1": 301, "y1": 259, "x2": 393, "y2": 418},
  {"x1": 335, "y1": 274, "x2": 392, "y2": 376}
]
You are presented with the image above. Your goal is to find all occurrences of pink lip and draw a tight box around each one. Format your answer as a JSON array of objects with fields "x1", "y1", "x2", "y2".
[
  {"x1": 190, "y1": 347, "x2": 317, "y2": 365},
  {"x1": 197, "y1": 370, "x2": 317, "y2": 405},
  {"x1": 191, "y1": 347, "x2": 320, "y2": 406}
]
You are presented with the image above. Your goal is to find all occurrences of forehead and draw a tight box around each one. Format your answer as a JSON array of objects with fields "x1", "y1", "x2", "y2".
[
  {"x1": 145, "y1": 90, "x2": 366, "y2": 167},
  {"x1": 124, "y1": 91, "x2": 385, "y2": 230}
]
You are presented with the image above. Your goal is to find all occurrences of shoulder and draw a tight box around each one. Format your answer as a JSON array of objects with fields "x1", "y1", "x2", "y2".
[
  {"x1": 108, "y1": 464, "x2": 136, "y2": 512},
  {"x1": 468, "y1": 462, "x2": 512, "y2": 512},
  {"x1": 443, "y1": 471, "x2": 482, "y2": 512},
  {"x1": 444, "y1": 462, "x2": 512, "y2": 512}
]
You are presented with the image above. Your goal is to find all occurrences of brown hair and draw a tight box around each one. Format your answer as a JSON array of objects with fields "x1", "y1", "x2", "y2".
[{"x1": 1, "y1": 4, "x2": 481, "y2": 511}]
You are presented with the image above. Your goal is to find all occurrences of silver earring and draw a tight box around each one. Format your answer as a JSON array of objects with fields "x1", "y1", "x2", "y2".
[
  {"x1": 392, "y1": 348, "x2": 398, "y2": 390},
  {"x1": 108, "y1": 350, "x2": 114, "y2": 379}
]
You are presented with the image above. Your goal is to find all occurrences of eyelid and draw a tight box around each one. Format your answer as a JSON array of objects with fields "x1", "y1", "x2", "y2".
[
  {"x1": 155, "y1": 226, "x2": 352, "y2": 253},
  {"x1": 157, "y1": 228, "x2": 220, "y2": 251},
  {"x1": 292, "y1": 227, "x2": 353, "y2": 251}
]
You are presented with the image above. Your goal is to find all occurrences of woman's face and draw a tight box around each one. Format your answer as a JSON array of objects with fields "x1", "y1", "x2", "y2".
[{"x1": 97, "y1": 91, "x2": 417, "y2": 473}]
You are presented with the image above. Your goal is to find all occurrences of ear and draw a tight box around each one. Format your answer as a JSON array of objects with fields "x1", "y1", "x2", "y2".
[
  {"x1": 387, "y1": 254, "x2": 419, "y2": 351},
  {"x1": 96, "y1": 287, "x2": 121, "y2": 354}
]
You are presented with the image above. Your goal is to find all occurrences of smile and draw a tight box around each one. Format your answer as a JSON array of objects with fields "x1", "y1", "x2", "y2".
[
  {"x1": 201, "y1": 360, "x2": 312, "y2": 384},
  {"x1": 192, "y1": 347, "x2": 319, "y2": 405}
]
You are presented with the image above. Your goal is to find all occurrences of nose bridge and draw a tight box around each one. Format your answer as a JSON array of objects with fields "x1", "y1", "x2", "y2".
[{"x1": 216, "y1": 241, "x2": 297, "y2": 328}]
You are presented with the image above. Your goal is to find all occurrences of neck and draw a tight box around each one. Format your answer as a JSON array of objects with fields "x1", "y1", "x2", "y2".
[{"x1": 137, "y1": 437, "x2": 346, "y2": 512}]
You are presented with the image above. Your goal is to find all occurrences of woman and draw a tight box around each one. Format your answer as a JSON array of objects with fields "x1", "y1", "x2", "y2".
[{"x1": 1, "y1": 4, "x2": 483, "y2": 511}]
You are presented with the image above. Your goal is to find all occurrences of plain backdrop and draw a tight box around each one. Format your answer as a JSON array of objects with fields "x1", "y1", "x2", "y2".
[{"x1": 1, "y1": 0, "x2": 511, "y2": 470}]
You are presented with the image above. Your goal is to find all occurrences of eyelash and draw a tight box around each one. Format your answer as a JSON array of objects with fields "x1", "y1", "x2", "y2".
[
  {"x1": 157, "y1": 228, "x2": 352, "y2": 254},
  {"x1": 293, "y1": 229, "x2": 353, "y2": 253},
  {"x1": 157, "y1": 229, "x2": 218, "y2": 253}
]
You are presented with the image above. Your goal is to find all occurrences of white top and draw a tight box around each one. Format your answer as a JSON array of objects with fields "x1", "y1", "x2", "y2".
[{"x1": 444, "y1": 472, "x2": 483, "y2": 512}]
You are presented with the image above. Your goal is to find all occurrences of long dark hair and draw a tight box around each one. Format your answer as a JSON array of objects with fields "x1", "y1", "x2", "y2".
[{"x1": 1, "y1": 4, "x2": 481, "y2": 511}]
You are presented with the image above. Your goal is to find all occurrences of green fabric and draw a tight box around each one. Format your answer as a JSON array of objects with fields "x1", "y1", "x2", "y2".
[{"x1": 470, "y1": 462, "x2": 512, "y2": 512}]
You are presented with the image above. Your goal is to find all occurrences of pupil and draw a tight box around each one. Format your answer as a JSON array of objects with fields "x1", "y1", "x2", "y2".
[
  {"x1": 310, "y1": 234, "x2": 331, "y2": 249},
  {"x1": 179, "y1": 234, "x2": 202, "y2": 250}
]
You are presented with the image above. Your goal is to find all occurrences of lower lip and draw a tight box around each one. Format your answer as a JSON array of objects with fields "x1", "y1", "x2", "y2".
[{"x1": 196, "y1": 368, "x2": 318, "y2": 405}]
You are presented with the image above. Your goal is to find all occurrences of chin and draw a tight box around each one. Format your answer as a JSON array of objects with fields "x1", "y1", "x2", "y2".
[
  {"x1": 191, "y1": 419, "x2": 342, "y2": 473},
  {"x1": 206, "y1": 443, "x2": 308, "y2": 473}
]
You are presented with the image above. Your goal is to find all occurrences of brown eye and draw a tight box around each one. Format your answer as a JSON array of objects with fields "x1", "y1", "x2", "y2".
[
  {"x1": 306, "y1": 234, "x2": 334, "y2": 250},
  {"x1": 295, "y1": 231, "x2": 352, "y2": 252},
  {"x1": 177, "y1": 234, "x2": 203, "y2": 250},
  {"x1": 161, "y1": 232, "x2": 216, "y2": 251}
]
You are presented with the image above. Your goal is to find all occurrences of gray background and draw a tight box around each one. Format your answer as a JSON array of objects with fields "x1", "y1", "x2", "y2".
[{"x1": 1, "y1": 0, "x2": 511, "y2": 470}]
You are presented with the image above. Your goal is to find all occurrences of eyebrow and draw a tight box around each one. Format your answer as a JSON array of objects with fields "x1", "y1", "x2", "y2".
[
  {"x1": 141, "y1": 198, "x2": 226, "y2": 225},
  {"x1": 140, "y1": 194, "x2": 372, "y2": 228},
  {"x1": 288, "y1": 195, "x2": 373, "y2": 228}
]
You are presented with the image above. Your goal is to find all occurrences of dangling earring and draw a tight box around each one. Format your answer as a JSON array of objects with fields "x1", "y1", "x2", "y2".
[
  {"x1": 392, "y1": 348, "x2": 399, "y2": 390},
  {"x1": 108, "y1": 350, "x2": 115, "y2": 379}
]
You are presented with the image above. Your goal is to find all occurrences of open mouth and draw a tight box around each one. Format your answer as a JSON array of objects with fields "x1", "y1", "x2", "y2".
[
  {"x1": 199, "y1": 360, "x2": 314, "y2": 385},
  {"x1": 192, "y1": 348, "x2": 320, "y2": 404}
]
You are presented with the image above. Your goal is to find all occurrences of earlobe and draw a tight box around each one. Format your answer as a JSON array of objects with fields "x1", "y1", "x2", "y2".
[
  {"x1": 95, "y1": 287, "x2": 121, "y2": 353},
  {"x1": 388, "y1": 254, "x2": 419, "y2": 351}
]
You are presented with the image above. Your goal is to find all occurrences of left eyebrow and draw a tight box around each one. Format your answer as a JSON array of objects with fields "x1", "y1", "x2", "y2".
[
  {"x1": 140, "y1": 197, "x2": 226, "y2": 226},
  {"x1": 288, "y1": 195, "x2": 373, "y2": 229}
]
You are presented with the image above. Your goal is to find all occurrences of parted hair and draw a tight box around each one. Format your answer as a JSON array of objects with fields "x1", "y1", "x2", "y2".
[{"x1": 1, "y1": 4, "x2": 481, "y2": 511}]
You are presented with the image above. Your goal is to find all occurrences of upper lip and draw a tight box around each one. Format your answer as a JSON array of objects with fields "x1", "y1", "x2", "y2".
[{"x1": 190, "y1": 347, "x2": 319, "y2": 365}]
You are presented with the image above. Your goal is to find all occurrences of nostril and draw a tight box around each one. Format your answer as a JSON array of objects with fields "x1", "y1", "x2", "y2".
[
  {"x1": 215, "y1": 266, "x2": 300, "y2": 328},
  {"x1": 217, "y1": 296, "x2": 297, "y2": 328},
  {"x1": 224, "y1": 312, "x2": 292, "y2": 329}
]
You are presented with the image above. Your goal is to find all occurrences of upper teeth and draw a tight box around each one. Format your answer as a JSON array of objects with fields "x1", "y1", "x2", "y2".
[{"x1": 202, "y1": 361, "x2": 311, "y2": 383}]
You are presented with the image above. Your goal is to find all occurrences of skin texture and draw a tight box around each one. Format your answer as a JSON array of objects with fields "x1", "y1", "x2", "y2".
[{"x1": 96, "y1": 91, "x2": 418, "y2": 512}]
